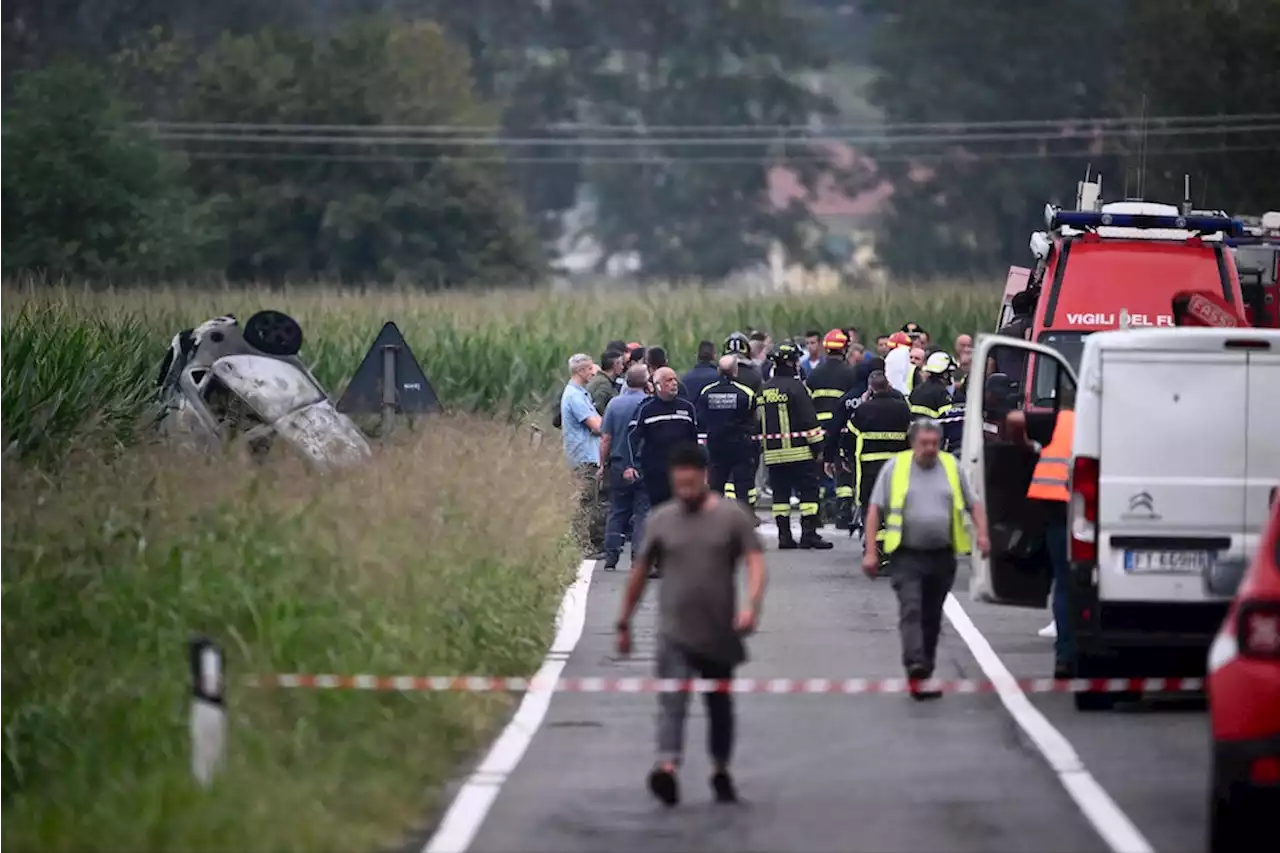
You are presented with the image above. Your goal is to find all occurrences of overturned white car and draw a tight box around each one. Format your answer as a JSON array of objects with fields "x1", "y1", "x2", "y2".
[{"x1": 154, "y1": 310, "x2": 371, "y2": 468}]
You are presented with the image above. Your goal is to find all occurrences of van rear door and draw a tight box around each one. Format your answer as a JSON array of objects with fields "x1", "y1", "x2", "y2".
[
  {"x1": 1245, "y1": 342, "x2": 1280, "y2": 550},
  {"x1": 1097, "y1": 337, "x2": 1249, "y2": 603}
]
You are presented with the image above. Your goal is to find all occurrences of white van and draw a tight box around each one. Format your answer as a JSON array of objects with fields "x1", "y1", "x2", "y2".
[{"x1": 963, "y1": 327, "x2": 1280, "y2": 709}]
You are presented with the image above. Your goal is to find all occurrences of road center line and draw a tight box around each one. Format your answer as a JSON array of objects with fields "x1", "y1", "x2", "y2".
[
  {"x1": 422, "y1": 558, "x2": 598, "y2": 853},
  {"x1": 943, "y1": 593, "x2": 1155, "y2": 853}
]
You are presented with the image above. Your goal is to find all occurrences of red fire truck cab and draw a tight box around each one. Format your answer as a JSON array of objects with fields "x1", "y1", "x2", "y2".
[{"x1": 1013, "y1": 199, "x2": 1250, "y2": 409}]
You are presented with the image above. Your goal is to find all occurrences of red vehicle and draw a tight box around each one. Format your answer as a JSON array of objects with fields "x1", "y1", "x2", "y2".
[
  {"x1": 1014, "y1": 200, "x2": 1250, "y2": 409},
  {"x1": 1206, "y1": 494, "x2": 1280, "y2": 852}
]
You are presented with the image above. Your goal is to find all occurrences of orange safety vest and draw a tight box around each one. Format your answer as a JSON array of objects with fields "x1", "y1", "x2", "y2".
[{"x1": 1026, "y1": 410, "x2": 1075, "y2": 502}]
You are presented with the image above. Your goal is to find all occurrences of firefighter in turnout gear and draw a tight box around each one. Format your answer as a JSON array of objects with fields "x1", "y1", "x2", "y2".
[
  {"x1": 724, "y1": 331, "x2": 763, "y2": 507},
  {"x1": 827, "y1": 370, "x2": 911, "y2": 551},
  {"x1": 806, "y1": 329, "x2": 859, "y2": 527},
  {"x1": 696, "y1": 355, "x2": 760, "y2": 511},
  {"x1": 908, "y1": 351, "x2": 956, "y2": 420},
  {"x1": 761, "y1": 342, "x2": 833, "y2": 550}
]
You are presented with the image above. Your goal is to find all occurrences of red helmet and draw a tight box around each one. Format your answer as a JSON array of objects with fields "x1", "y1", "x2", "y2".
[
  {"x1": 888, "y1": 331, "x2": 912, "y2": 349},
  {"x1": 822, "y1": 329, "x2": 849, "y2": 352}
]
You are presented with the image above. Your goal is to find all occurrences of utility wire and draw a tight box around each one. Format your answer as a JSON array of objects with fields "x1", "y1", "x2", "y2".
[
  {"x1": 135, "y1": 112, "x2": 1280, "y2": 135},
  {"x1": 182, "y1": 143, "x2": 1277, "y2": 167},
  {"x1": 149, "y1": 122, "x2": 1280, "y2": 148}
]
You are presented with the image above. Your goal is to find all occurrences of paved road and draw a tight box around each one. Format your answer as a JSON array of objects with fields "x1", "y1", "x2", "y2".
[{"x1": 431, "y1": 519, "x2": 1208, "y2": 853}]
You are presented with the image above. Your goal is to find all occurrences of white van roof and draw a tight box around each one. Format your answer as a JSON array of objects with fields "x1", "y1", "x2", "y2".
[{"x1": 1082, "y1": 327, "x2": 1280, "y2": 355}]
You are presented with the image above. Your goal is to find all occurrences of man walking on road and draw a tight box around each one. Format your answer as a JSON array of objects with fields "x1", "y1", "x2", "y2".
[
  {"x1": 862, "y1": 419, "x2": 990, "y2": 698},
  {"x1": 616, "y1": 442, "x2": 767, "y2": 807}
]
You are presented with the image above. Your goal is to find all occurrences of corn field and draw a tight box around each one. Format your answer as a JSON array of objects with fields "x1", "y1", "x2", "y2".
[{"x1": 1, "y1": 282, "x2": 1000, "y2": 461}]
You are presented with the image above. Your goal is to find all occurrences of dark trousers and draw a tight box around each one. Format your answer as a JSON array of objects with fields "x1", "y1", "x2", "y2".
[
  {"x1": 604, "y1": 465, "x2": 651, "y2": 566},
  {"x1": 767, "y1": 459, "x2": 820, "y2": 519},
  {"x1": 1045, "y1": 510, "x2": 1075, "y2": 665},
  {"x1": 709, "y1": 448, "x2": 755, "y2": 508},
  {"x1": 889, "y1": 547, "x2": 957, "y2": 675},
  {"x1": 643, "y1": 466, "x2": 672, "y2": 508},
  {"x1": 572, "y1": 463, "x2": 606, "y2": 553},
  {"x1": 656, "y1": 637, "x2": 735, "y2": 767}
]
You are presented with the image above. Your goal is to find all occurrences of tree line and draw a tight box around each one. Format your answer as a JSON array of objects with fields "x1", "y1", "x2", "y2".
[{"x1": 2, "y1": 0, "x2": 1277, "y2": 285}]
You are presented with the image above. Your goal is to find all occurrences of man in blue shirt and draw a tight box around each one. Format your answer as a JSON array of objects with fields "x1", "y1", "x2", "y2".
[
  {"x1": 561, "y1": 353, "x2": 606, "y2": 559},
  {"x1": 599, "y1": 363, "x2": 652, "y2": 571}
]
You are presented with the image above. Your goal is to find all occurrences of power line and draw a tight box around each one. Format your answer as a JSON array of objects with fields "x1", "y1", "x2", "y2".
[
  {"x1": 149, "y1": 122, "x2": 1280, "y2": 149},
  {"x1": 136, "y1": 113, "x2": 1280, "y2": 135},
  {"x1": 182, "y1": 143, "x2": 1277, "y2": 167}
]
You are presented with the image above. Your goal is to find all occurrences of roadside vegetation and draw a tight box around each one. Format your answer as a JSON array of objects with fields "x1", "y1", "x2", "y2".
[{"x1": 2, "y1": 282, "x2": 999, "y2": 461}]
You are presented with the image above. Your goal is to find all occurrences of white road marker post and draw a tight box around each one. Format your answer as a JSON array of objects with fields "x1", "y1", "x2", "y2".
[{"x1": 189, "y1": 636, "x2": 226, "y2": 787}]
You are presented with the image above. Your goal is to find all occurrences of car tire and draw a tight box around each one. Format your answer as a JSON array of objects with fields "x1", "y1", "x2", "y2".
[
  {"x1": 244, "y1": 310, "x2": 304, "y2": 357},
  {"x1": 1208, "y1": 776, "x2": 1238, "y2": 853}
]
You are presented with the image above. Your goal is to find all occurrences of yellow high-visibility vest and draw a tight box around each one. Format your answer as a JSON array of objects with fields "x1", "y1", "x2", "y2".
[{"x1": 881, "y1": 450, "x2": 972, "y2": 555}]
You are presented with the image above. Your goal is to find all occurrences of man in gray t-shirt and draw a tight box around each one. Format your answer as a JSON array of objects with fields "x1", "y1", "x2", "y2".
[
  {"x1": 615, "y1": 442, "x2": 767, "y2": 808},
  {"x1": 863, "y1": 419, "x2": 988, "y2": 696}
]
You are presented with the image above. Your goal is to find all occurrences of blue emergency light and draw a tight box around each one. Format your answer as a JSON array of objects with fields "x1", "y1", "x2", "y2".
[
  {"x1": 1225, "y1": 236, "x2": 1280, "y2": 247},
  {"x1": 1050, "y1": 209, "x2": 1245, "y2": 237}
]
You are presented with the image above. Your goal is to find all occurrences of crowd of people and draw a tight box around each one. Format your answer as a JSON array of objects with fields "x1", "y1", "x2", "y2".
[
  {"x1": 556, "y1": 322, "x2": 994, "y2": 806},
  {"x1": 558, "y1": 323, "x2": 979, "y2": 566}
]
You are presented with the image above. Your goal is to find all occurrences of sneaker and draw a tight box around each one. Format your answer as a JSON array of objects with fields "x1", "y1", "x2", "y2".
[
  {"x1": 584, "y1": 549, "x2": 607, "y2": 562},
  {"x1": 1038, "y1": 621, "x2": 1057, "y2": 639},
  {"x1": 710, "y1": 770, "x2": 738, "y2": 803},
  {"x1": 648, "y1": 766, "x2": 679, "y2": 806}
]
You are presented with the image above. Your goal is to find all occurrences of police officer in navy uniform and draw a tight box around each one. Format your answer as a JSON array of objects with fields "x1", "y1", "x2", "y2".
[
  {"x1": 627, "y1": 367, "x2": 700, "y2": 512},
  {"x1": 696, "y1": 355, "x2": 760, "y2": 515},
  {"x1": 760, "y1": 342, "x2": 832, "y2": 550}
]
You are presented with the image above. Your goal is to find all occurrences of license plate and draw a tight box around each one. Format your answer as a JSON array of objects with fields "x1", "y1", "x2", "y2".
[{"x1": 1123, "y1": 550, "x2": 1213, "y2": 573}]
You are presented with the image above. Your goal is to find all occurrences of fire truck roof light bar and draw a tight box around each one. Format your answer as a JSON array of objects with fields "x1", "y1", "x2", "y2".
[{"x1": 1048, "y1": 209, "x2": 1246, "y2": 236}]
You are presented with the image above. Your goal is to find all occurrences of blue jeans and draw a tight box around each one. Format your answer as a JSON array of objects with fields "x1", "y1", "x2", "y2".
[
  {"x1": 605, "y1": 465, "x2": 651, "y2": 567},
  {"x1": 1045, "y1": 513, "x2": 1075, "y2": 665}
]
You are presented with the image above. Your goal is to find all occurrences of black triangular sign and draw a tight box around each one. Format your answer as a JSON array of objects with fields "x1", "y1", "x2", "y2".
[{"x1": 337, "y1": 322, "x2": 441, "y2": 415}]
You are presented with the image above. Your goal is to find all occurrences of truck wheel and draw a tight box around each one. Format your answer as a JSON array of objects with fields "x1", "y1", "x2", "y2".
[{"x1": 244, "y1": 310, "x2": 304, "y2": 357}]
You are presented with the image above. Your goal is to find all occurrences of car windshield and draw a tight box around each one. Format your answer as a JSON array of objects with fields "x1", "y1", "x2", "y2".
[{"x1": 1031, "y1": 331, "x2": 1087, "y2": 406}]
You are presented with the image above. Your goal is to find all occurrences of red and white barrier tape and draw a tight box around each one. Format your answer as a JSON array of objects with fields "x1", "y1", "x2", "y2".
[{"x1": 244, "y1": 674, "x2": 1205, "y2": 695}]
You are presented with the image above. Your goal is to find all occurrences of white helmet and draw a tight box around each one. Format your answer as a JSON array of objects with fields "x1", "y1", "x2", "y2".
[{"x1": 924, "y1": 351, "x2": 954, "y2": 376}]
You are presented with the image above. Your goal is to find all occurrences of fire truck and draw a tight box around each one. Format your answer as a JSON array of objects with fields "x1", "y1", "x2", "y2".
[{"x1": 1230, "y1": 211, "x2": 1280, "y2": 329}]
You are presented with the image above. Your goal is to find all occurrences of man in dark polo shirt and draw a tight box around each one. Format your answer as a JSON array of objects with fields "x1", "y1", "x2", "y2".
[{"x1": 616, "y1": 442, "x2": 767, "y2": 808}]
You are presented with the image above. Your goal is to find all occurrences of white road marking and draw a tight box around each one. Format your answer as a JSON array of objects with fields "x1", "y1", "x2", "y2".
[
  {"x1": 943, "y1": 593, "x2": 1155, "y2": 853},
  {"x1": 422, "y1": 558, "x2": 597, "y2": 853}
]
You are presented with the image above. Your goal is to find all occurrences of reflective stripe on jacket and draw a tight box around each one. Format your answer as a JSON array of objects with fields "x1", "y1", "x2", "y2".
[
  {"x1": 1026, "y1": 410, "x2": 1075, "y2": 503},
  {"x1": 882, "y1": 450, "x2": 972, "y2": 555},
  {"x1": 760, "y1": 374, "x2": 822, "y2": 465}
]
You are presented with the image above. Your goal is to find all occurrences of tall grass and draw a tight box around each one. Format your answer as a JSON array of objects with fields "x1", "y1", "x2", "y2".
[
  {"x1": 2, "y1": 420, "x2": 577, "y2": 853},
  {"x1": 2, "y1": 282, "x2": 1000, "y2": 460}
]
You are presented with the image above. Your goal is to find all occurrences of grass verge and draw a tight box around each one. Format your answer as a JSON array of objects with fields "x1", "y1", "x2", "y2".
[{"x1": 2, "y1": 418, "x2": 576, "y2": 853}]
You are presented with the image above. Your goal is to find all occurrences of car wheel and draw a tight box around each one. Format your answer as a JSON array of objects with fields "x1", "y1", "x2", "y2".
[{"x1": 244, "y1": 310, "x2": 304, "y2": 357}]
